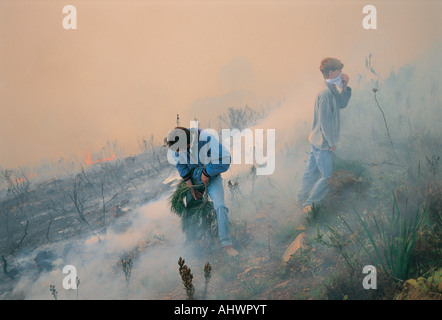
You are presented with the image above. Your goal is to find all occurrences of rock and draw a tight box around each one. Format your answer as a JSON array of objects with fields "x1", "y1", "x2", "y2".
[
  {"x1": 238, "y1": 266, "x2": 261, "y2": 279},
  {"x1": 282, "y1": 232, "x2": 306, "y2": 263},
  {"x1": 274, "y1": 280, "x2": 290, "y2": 289}
]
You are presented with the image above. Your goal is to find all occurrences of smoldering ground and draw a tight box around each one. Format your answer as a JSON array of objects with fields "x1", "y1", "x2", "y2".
[{"x1": 3, "y1": 195, "x2": 187, "y2": 299}]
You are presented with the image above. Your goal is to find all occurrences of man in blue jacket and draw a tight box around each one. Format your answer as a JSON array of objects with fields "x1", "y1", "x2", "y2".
[
  {"x1": 167, "y1": 126, "x2": 238, "y2": 257},
  {"x1": 298, "y1": 57, "x2": 352, "y2": 211}
]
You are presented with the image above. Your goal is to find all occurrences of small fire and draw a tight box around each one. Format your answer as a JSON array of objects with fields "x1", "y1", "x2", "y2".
[
  {"x1": 85, "y1": 150, "x2": 116, "y2": 166},
  {"x1": 16, "y1": 172, "x2": 37, "y2": 183},
  {"x1": 113, "y1": 205, "x2": 125, "y2": 218}
]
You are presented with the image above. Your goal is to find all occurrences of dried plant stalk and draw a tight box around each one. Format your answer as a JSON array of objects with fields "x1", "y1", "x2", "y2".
[
  {"x1": 178, "y1": 257, "x2": 195, "y2": 300},
  {"x1": 49, "y1": 284, "x2": 58, "y2": 300},
  {"x1": 203, "y1": 262, "x2": 212, "y2": 300}
]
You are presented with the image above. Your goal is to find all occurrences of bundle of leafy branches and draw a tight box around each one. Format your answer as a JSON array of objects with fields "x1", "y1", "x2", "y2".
[{"x1": 169, "y1": 179, "x2": 218, "y2": 245}]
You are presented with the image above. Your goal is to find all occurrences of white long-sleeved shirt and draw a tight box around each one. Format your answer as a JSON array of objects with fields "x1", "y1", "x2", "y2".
[{"x1": 308, "y1": 82, "x2": 352, "y2": 149}]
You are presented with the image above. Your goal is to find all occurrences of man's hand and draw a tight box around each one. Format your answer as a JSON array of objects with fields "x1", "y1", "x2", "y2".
[
  {"x1": 191, "y1": 188, "x2": 203, "y2": 200},
  {"x1": 329, "y1": 145, "x2": 336, "y2": 152},
  {"x1": 201, "y1": 173, "x2": 210, "y2": 185},
  {"x1": 341, "y1": 73, "x2": 349, "y2": 90},
  {"x1": 185, "y1": 179, "x2": 202, "y2": 200}
]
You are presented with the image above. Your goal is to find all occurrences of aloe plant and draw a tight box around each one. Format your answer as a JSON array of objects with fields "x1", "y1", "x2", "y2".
[{"x1": 350, "y1": 195, "x2": 427, "y2": 281}]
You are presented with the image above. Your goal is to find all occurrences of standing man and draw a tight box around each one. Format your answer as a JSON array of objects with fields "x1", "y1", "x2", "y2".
[
  {"x1": 297, "y1": 57, "x2": 352, "y2": 211},
  {"x1": 167, "y1": 126, "x2": 239, "y2": 257}
]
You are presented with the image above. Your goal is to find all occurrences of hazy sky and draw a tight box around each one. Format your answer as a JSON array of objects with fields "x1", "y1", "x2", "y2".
[{"x1": 0, "y1": 0, "x2": 440, "y2": 169}]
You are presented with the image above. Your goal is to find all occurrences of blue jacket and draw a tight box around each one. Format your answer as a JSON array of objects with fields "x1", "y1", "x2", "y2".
[{"x1": 173, "y1": 129, "x2": 231, "y2": 181}]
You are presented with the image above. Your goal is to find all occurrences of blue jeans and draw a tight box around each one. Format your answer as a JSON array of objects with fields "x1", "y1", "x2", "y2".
[
  {"x1": 297, "y1": 145, "x2": 333, "y2": 206},
  {"x1": 191, "y1": 168, "x2": 232, "y2": 247}
]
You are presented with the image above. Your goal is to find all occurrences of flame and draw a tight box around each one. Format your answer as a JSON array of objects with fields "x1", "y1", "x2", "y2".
[
  {"x1": 16, "y1": 172, "x2": 37, "y2": 183},
  {"x1": 85, "y1": 151, "x2": 98, "y2": 166},
  {"x1": 102, "y1": 154, "x2": 116, "y2": 162},
  {"x1": 85, "y1": 149, "x2": 116, "y2": 166}
]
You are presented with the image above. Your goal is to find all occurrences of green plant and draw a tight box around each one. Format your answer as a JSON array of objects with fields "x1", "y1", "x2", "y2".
[
  {"x1": 169, "y1": 180, "x2": 190, "y2": 216},
  {"x1": 236, "y1": 278, "x2": 270, "y2": 299},
  {"x1": 286, "y1": 247, "x2": 318, "y2": 276},
  {"x1": 169, "y1": 179, "x2": 218, "y2": 245},
  {"x1": 397, "y1": 268, "x2": 442, "y2": 299},
  {"x1": 305, "y1": 203, "x2": 326, "y2": 225},
  {"x1": 348, "y1": 195, "x2": 427, "y2": 281},
  {"x1": 314, "y1": 224, "x2": 355, "y2": 274}
]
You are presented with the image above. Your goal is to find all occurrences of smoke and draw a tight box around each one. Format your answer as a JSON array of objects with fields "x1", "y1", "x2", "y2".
[
  {"x1": 2, "y1": 41, "x2": 440, "y2": 299},
  {"x1": 0, "y1": 1, "x2": 441, "y2": 300},
  {"x1": 1, "y1": 1, "x2": 440, "y2": 169},
  {"x1": 5, "y1": 192, "x2": 191, "y2": 299}
]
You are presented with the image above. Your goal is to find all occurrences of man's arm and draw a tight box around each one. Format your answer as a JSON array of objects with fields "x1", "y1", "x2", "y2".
[
  {"x1": 204, "y1": 161, "x2": 230, "y2": 178},
  {"x1": 172, "y1": 151, "x2": 192, "y2": 182},
  {"x1": 318, "y1": 93, "x2": 337, "y2": 149},
  {"x1": 175, "y1": 156, "x2": 204, "y2": 200},
  {"x1": 337, "y1": 86, "x2": 352, "y2": 109},
  {"x1": 204, "y1": 141, "x2": 230, "y2": 177},
  {"x1": 338, "y1": 73, "x2": 351, "y2": 109},
  {"x1": 198, "y1": 132, "x2": 231, "y2": 183}
]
